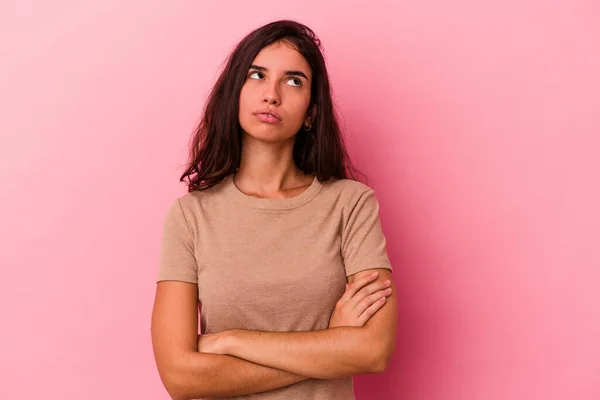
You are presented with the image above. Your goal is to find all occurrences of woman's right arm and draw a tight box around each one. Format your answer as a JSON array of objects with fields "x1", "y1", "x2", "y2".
[
  {"x1": 154, "y1": 200, "x2": 308, "y2": 398},
  {"x1": 151, "y1": 281, "x2": 308, "y2": 400}
]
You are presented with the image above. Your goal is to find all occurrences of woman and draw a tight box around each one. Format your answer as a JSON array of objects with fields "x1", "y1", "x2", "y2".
[{"x1": 151, "y1": 20, "x2": 397, "y2": 400}]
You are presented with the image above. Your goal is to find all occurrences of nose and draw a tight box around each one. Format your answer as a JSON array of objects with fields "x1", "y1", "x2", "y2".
[{"x1": 263, "y1": 82, "x2": 280, "y2": 105}]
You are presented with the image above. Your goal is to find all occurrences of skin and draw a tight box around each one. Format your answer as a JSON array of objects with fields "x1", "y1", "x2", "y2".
[
  {"x1": 235, "y1": 40, "x2": 317, "y2": 198},
  {"x1": 151, "y1": 41, "x2": 397, "y2": 399},
  {"x1": 196, "y1": 270, "x2": 397, "y2": 380}
]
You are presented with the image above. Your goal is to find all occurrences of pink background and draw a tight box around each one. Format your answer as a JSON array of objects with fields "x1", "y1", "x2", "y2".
[{"x1": 1, "y1": 1, "x2": 599, "y2": 399}]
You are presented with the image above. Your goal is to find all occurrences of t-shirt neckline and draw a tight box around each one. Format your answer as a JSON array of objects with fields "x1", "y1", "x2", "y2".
[{"x1": 224, "y1": 173, "x2": 323, "y2": 210}]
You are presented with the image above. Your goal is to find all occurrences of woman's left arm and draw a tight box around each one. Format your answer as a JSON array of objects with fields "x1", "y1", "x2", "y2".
[
  {"x1": 207, "y1": 188, "x2": 397, "y2": 380},
  {"x1": 210, "y1": 268, "x2": 397, "y2": 380}
]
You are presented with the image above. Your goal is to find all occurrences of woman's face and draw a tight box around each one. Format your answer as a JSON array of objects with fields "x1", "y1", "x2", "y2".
[{"x1": 238, "y1": 41, "x2": 313, "y2": 143}]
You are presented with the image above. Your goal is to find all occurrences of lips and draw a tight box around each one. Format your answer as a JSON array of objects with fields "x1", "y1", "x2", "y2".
[
  {"x1": 253, "y1": 108, "x2": 282, "y2": 121},
  {"x1": 255, "y1": 113, "x2": 280, "y2": 123}
]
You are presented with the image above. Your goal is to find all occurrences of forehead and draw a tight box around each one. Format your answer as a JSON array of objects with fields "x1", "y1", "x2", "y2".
[{"x1": 251, "y1": 41, "x2": 312, "y2": 79}]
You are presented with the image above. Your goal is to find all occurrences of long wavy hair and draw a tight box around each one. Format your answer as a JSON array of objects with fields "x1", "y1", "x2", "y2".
[{"x1": 180, "y1": 20, "x2": 362, "y2": 192}]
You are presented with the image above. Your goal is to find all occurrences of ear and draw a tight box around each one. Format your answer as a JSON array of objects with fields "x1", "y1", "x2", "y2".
[{"x1": 304, "y1": 104, "x2": 318, "y2": 125}]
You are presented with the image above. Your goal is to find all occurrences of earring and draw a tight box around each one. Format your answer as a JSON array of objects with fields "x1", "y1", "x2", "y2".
[{"x1": 303, "y1": 122, "x2": 312, "y2": 131}]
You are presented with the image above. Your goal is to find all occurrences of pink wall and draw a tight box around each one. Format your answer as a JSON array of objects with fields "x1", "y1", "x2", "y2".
[{"x1": 1, "y1": 1, "x2": 599, "y2": 399}]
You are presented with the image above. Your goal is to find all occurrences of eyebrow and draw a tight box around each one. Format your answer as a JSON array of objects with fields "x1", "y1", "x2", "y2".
[{"x1": 249, "y1": 64, "x2": 309, "y2": 80}]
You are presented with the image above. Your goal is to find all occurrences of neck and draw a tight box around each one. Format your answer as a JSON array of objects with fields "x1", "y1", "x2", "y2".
[{"x1": 234, "y1": 134, "x2": 311, "y2": 196}]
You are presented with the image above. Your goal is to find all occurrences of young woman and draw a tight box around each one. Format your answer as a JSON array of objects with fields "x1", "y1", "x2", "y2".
[{"x1": 151, "y1": 20, "x2": 397, "y2": 400}]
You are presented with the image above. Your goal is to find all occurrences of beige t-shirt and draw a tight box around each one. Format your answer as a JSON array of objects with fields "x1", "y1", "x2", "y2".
[{"x1": 157, "y1": 173, "x2": 393, "y2": 400}]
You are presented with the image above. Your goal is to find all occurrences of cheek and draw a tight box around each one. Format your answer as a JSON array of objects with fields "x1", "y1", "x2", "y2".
[
  {"x1": 238, "y1": 86, "x2": 250, "y2": 111},
  {"x1": 289, "y1": 95, "x2": 311, "y2": 121}
]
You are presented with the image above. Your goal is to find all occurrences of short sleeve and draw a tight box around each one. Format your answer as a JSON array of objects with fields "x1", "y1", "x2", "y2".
[
  {"x1": 341, "y1": 188, "x2": 393, "y2": 277},
  {"x1": 156, "y1": 198, "x2": 198, "y2": 284}
]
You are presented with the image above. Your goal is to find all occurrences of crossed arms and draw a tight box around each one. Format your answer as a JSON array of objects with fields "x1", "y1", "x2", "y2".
[{"x1": 151, "y1": 268, "x2": 396, "y2": 400}]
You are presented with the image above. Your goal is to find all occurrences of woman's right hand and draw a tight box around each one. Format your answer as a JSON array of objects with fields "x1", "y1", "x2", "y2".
[{"x1": 328, "y1": 273, "x2": 392, "y2": 328}]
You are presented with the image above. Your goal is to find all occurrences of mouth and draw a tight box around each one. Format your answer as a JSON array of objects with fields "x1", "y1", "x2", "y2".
[
  {"x1": 253, "y1": 109, "x2": 282, "y2": 123},
  {"x1": 254, "y1": 113, "x2": 281, "y2": 124}
]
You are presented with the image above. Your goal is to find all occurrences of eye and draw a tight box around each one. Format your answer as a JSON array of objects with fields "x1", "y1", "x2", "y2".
[
  {"x1": 286, "y1": 77, "x2": 303, "y2": 87},
  {"x1": 248, "y1": 71, "x2": 264, "y2": 80}
]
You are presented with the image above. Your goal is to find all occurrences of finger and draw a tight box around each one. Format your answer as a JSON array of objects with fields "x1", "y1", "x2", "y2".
[
  {"x1": 347, "y1": 279, "x2": 391, "y2": 309},
  {"x1": 344, "y1": 276, "x2": 389, "y2": 307},
  {"x1": 354, "y1": 287, "x2": 392, "y2": 316},
  {"x1": 338, "y1": 273, "x2": 379, "y2": 303},
  {"x1": 339, "y1": 273, "x2": 378, "y2": 303},
  {"x1": 357, "y1": 295, "x2": 388, "y2": 325}
]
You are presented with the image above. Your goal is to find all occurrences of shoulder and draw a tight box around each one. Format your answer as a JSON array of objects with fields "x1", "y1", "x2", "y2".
[
  {"x1": 174, "y1": 177, "x2": 230, "y2": 210},
  {"x1": 320, "y1": 178, "x2": 383, "y2": 225},
  {"x1": 163, "y1": 177, "x2": 231, "y2": 225},
  {"x1": 321, "y1": 177, "x2": 377, "y2": 204}
]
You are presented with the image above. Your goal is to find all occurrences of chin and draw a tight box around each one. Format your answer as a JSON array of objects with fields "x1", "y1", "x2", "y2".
[{"x1": 242, "y1": 127, "x2": 297, "y2": 143}]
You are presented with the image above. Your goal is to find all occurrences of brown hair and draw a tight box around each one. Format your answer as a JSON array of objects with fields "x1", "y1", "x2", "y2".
[{"x1": 180, "y1": 20, "x2": 362, "y2": 192}]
